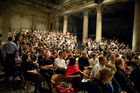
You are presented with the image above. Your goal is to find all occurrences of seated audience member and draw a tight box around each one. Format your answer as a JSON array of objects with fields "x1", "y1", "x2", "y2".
[
  {"x1": 114, "y1": 57, "x2": 137, "y2": 93},
  {"x1": 65, "y1": 57, "x2": 89, "y2": 88},
  {"x1": 13, "y1": 51, "x2": 22, "y2": 78},
  {"x1": 39, "y1": 53, "x2": 55, "y2": 90},
  {"x1": 82, "y1": 67, "x2": 115, "y2": 93},
  {"x1": 106, "y1": 64, "x2": 122, "y2": 93},
  {"x1": 90, "y1": 56, "x2": 107, "y2": 79},
  {"x1": 89, "y1": 53, "x2": 99, "y2": 69},
  {"x1": 121, "y1": 55, "x2": 132, "y2": 73},
  {"x1": 108, "y1": 54, "x2": 116, "y2": 67},
  {"x1": 15, "y1": 51, "x2": 22, "y2": 64},
  {"x1": 54, "y1": 51, "x2": 67, "y2": 74},
  {"x1": 21, "y1": 54, "x2": 42, "y2": 93},
  {"x1": 130, "y1": 62, "x2": 140, "y2": 92},
  {"x1": 65, "y1": 54, "x2": 73, "y2": 67},
  {"x1": 49, "y1": 51, "x2": 58, "y2": 65},
  {"x1": 73, "y1": 50, "x2": 80, "y2": 59},
  {"x1": 65, "y1": 58, "x2": 89, "y2": 77},
  {"x1": 30, "y1": 50, "x2": 39, "y2": 69},
  {"x1": 78, "y1": 51, "x2": 90, "y2": 71}
]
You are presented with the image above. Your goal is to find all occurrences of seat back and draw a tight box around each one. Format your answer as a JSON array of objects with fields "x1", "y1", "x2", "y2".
[{"x1": 83, "y1": 69, "x2": 91, "y2": 78}]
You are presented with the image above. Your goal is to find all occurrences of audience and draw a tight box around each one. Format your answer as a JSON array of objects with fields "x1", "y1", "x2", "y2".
[{"x1": 0, "y1": 29, "x2": 140, "y2": 93}]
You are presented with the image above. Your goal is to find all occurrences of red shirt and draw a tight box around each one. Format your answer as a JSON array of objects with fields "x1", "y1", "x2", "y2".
[{"x1": 65, "y1": 65, "x2": 80, "y2": 76}]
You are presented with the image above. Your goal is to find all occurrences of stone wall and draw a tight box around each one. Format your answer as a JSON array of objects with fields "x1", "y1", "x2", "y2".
[{"x1": 0, "y1": 1, "x2": 49, "y2": 42}]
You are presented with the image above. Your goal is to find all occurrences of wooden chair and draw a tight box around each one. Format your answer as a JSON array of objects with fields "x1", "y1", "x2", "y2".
[
  {"x1": 52, "y1": 74, "x2": 76, "y2": 92},
  {"x1": 83, "y1": 69, "x2": 91, "y2": 78},
  {"x1": 51, "y1": 74, "x2": 64, "y2": 93}
]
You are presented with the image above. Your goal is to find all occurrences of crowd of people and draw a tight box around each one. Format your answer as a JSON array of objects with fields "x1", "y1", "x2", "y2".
[{"x1": 0, "y1": 29, "x2": 140, "y2": 93}]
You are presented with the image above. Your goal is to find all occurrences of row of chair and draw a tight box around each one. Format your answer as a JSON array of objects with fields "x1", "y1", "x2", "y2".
[{"x1": 20, "y1": 70, "x2": 91, "y2": 93}]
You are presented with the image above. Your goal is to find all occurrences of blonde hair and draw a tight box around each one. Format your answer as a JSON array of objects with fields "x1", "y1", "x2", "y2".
[{"x1": 95, "y1": 67, "x2": 115, "y2": 81}]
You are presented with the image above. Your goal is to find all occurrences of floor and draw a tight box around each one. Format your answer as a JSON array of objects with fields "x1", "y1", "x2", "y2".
[{"x1": 0, "y1": 63, "x2": 87, "y2": 93}]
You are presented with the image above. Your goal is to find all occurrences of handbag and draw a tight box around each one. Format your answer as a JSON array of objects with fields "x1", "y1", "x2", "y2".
[{"x1": 55, "y1": 81, "x2": 74, "y2": 93}]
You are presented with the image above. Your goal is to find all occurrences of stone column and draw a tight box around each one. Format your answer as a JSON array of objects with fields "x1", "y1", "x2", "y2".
[
  {"x1": 132, "y1": 0, "x2": 140, "y2": 52},
  {"x1": 63, "y1": 15, "x2": 68, "y2": 34},
  {"x1": 55, "y1": 16, "x2": 59, "y2": 32},
  {"x1": 83, "y1": 10, "x2": 89, "y2": 42},
  {"x1": 96, "y1": 6, "x2": 102, "y2": 42}
]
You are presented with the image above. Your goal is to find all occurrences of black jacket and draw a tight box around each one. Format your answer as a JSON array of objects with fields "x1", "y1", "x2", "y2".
[
  {"x1": 81, "y1": 79, "x2": 113, "y2": 93},
  {"x1": 114, "y1": 67, "x2": 137, "y2": 93}
]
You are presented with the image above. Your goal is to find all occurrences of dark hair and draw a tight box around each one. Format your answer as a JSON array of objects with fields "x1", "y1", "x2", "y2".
[
  {"x1": 122, "y1": 55, "x2": 126, "y2": 59},
  {"x1": 115, "y1": 58, "x2": 123, "y2": 68},
  {"x1": 99, "y1": 56, "x2": 105, "y2": 62},
  {"x1": 59, "y1": 51, "x2": 63, "y2": 55},
  {"x1": 92, "y1": 53, "x2": 96, "y2": 58},
  {"x1": 68, "y1": 58, "x2": 76, "y2": 66},
  {"x1": 22, "y1": 54, "x2": 28, "y2": 63},
  {"x1": 8, "y1": 37, "x2": 13, "y2": 41}
]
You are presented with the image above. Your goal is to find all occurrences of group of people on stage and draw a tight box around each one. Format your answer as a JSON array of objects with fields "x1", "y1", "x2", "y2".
[{"x1": 0, "y1": 29, "x2": 140, "y2": 93}]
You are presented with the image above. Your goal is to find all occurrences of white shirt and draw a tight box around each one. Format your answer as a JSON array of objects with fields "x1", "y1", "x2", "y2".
[
  {"x1": 89, "y1": 58, "x2": 99, "y2": 67},
  {"x1": 54, "y1": 58, "x2": 67, "y2": 70},
  {"x1": 90, "y1": 63, "x2": 105, "y2": 79}
]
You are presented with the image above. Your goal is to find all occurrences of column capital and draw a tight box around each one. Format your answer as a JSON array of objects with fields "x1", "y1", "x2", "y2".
[
  {"x1": 96, "y1": 5, "x2": 103, "y2": 12},
  {"x1": 63, "y1": 14, "x2": 69, "y2": 20},
  {"x1": 83, "y1": 9, "x2": 89, "y2": 16}
]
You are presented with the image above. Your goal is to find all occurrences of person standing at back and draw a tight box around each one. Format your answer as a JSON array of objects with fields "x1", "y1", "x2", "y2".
[{"x1": 2, "y1": 37, "x2": 18, "y2": 81}]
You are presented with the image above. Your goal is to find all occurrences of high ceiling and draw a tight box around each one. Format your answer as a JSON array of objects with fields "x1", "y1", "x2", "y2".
[{"x1": 0, "y1": 0, "x2": 133, "y2": 15}]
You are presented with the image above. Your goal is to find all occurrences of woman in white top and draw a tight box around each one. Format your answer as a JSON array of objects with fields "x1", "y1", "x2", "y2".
[{"x1": 89, "y1": 53, "x2": 99, "y2": 69}]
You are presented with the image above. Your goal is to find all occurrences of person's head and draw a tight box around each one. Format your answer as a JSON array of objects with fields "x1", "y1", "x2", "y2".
[
  {"x1": 68, "y1": 58, "x2": 76, "y2": 66},
  {"x1": 122, "y1": 55, "x2": 127, "y2": 62},
  {"x1": 92, "y1": 53, "x2": 97, "y2": 59},
  {"x1": 90, "y1": 51, "x2": 94, "y2": 56},
  {"x1": 59, "y1": 51, "x2": 64, "y2": 59},
  {"x1": 95, "y1": 67, "x2": 115, "y2": 84},
  {"x1": 22, "y1": 54, "x2": 31, "y2": 62},
  {"x1": 31, "y1": 50, "x2": 36, "y2": 56},
  {"x1": 115, "y1": 57, "x2": 124, "y2": 69},
  {"x1": 74, "y1": 50, "x2": 78, "y2": 55},
  {"x1": 8, "y1": 37, "x2": 13, "y2": 41},
  {"x1": 52, "y1": 51, "x2": 58, "y2": 57},
  {"x1": 68, "y1": 54, "x2": 73, "y2": 59},
  {"x1": 110, "y1": 54, "x2": 116, "y2": 63},
  {"x1": 44, "y1": 53, "x2": 49, "y2": 60},
  {"x1": 82, "y1": 51, "x2": 87, "y2": 58},
  {"x1": 99, "y1": 56, "x2": 107, "y2": 65},
  {"x1": 106, "y1": 64, "x2": 117, "y2": 72}
]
